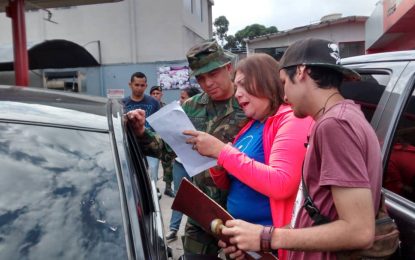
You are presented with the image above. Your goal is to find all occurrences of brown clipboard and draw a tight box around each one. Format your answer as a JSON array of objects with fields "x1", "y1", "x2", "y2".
[{"x1": 171, "y1": 178, "x2": 278, "y2": 260}]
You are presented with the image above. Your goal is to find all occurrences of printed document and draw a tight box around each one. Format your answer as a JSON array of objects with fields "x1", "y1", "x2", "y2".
[{"x1": 147, "y1": 101, "x2": 217, "y2": 177}]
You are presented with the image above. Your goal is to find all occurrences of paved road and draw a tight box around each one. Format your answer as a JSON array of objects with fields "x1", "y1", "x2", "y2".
[{"x1": 157, "y1": 168, "x2": 187, "y2": 260}]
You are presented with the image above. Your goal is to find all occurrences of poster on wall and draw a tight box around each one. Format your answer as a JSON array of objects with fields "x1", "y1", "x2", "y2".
[{"x1": 157, "y1": 65, "x2": 192, "y2": 90}]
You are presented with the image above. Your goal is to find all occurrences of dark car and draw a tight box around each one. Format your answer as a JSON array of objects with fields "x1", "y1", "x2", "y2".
[
  {"x1": 341, "y1": 50, "x2": 415, "y2": 259},
  {"x1": 0, "y1": 86, "x2": 169, "y2": 259}
]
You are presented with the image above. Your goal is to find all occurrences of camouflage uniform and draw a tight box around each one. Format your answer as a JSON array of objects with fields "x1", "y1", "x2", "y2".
[
  {"x1": 138, "y1": 92, "x2": 247, "y2": 254},
  {"x1": 137, "y1": 39, "x2": 248, "y2": 256},
  {"x1": 161, "y1": 159, "x2": 173, "y2": 185}
]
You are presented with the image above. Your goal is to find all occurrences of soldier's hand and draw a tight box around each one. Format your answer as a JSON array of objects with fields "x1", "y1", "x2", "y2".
[
  {"x1": 183, "y1": 130, "x2": 225, "y2": 158},
  {"x1": 127, "y1": 109, "x2": 146, "y2": 136},
  {"x1": 222, "y1": 219, "x2": 263, "y2": 252}
]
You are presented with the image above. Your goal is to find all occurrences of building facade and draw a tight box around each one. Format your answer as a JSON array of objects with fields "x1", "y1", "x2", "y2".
[
  {"x1": 0, "y1": 0, "x2": 213, "y2": 101},
  {"x1": 245, "y1": 15, "x2": 368, "y2": 61}
]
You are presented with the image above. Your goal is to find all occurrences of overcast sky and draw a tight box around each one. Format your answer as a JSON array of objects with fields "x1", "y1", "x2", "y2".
[{"x1": 212, "y1": 0, "x2": 381, "y2": 35}]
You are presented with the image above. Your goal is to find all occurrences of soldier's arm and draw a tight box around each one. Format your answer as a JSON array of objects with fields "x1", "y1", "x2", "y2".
[{"x1": 136, "y1": 128, "x2": 177, "y2": 162}]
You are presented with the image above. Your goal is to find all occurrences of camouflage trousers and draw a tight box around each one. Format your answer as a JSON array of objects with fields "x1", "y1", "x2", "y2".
[
  {"x1": 183, "y1": 218, "x2": 220, "y2": 256},
  {"x1": 161, "y1": 159, "x2": 174, "y2": 185}
]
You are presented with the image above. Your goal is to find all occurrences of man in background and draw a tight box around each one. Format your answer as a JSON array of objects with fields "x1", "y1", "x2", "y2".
[{"x1": 123, "y1": 72, "x2": 161, "y2": 184}]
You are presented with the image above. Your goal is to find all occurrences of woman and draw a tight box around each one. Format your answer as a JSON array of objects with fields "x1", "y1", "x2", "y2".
[
  {"x1": 184, "y1": 53, "x2": 312, "y2": 259},
  {"x1": 180, "y1": 86, "x2": 201, "y2": 105}
]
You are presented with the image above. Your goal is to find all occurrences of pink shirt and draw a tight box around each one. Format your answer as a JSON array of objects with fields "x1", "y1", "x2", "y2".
[{"x1": 211, "y1": 104, "x2": 312, "y2": 260}]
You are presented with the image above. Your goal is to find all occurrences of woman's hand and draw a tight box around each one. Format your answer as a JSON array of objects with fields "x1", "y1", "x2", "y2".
[
  {"x1": 221, "y1": 219, "x2": 263, "y2": 252},
  {"x1": 218, "y1": 240, "x2": 246, "y2": 260},
  {"x1": 126, "y1": 109, "x2": 146, "y2": 136},
  {"x1": 183, "y1": 130, "x2": 226, "y2": 158}
]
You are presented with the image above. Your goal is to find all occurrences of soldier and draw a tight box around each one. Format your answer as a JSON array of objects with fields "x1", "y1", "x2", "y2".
[
  {"x1": 127, "y1": 39, "x2": 247, "y2": 256},
  {"x1": 149, "y1": 85, "x2": 175, "y2": 198}
]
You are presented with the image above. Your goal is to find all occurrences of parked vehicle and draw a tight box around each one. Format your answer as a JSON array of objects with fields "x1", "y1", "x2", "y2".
[
  {"x1": 0, "y1": 86, "x2": 170, "y2": 259},
  {"x1": 341, "y1": 50, "x2": 415, "y2": 259}
]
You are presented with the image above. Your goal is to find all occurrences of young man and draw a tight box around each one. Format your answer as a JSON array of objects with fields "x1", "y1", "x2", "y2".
[
  {"x1": 220, "y1": 38, "x2": 382, "y2": 260},
  {"x1": 127, "y1": 39, "x2": 247, "y2": 256},
  {"x1": 122, "y1": 72, "x2": 161, "y2": 184},
  {"x1": 149, "y1": 85, "x2": 175, "y2": 198},
  {"x1": 123, "y1": 72, "x2": 160, "y2": 115}
]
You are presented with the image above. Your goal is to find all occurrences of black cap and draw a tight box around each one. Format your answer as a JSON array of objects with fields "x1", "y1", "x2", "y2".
[
  {"x1": 279, "y1": 38, "x2": 360, "y2": 81},
  {"x1": 150, "y1": 85, "x2": 162, "y2": 94}
]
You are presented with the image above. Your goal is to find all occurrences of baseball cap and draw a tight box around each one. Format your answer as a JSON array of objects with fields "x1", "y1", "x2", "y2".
[
  {"x1": 186, "y1": 39, "x2": 235, "y2": 77},
  {"x1": 279, "y1": 38, "x2": 360, "y2": 81},
  {"x1": 150, "y1": 85, "x2": 162, "y2": 94}
]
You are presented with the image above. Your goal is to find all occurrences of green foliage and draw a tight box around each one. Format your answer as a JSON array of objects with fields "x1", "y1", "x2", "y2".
[
  {"x1": 235, "y1": 24, "x2": 278, "y2": 47},
  {"x1": 212, "y1": 15, "x2": 278, "y2": 50},
  {"x1": 213, "y1": 16, "x2": 229, "y2": 45},
  {"x1": 224, "y1": 35, "x2": 237, "y2": 50}
]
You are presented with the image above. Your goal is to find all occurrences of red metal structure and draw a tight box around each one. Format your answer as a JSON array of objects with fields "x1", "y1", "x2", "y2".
[
  {"x1": 366, "y1": 0, "x2": 415, "y2": 53},
  {"x1": 6, "y1": 0, "x2": 29, "y2": 86},
  {"x1": 0, "y1": 0, "x2": 121, "y2": 86}
]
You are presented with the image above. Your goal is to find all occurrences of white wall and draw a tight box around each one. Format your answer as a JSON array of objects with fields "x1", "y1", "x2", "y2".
[
  {"x1": 0, "y1": 0, "x2": 213, "y2": 64},
  {"x1": 246, "y1": 20, "x2": 366, "y2": 53}
]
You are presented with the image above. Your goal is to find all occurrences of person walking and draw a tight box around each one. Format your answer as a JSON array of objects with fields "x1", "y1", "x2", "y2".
[
  {"x1": 185, "y1": 53, "x2": 312, "y2": 259},
  {"x1": 127, "y1": 40, "x2": 247, "y2": 256},
  {"x1": 218, "y1": 38, "x2": 382, "y2": 259}
]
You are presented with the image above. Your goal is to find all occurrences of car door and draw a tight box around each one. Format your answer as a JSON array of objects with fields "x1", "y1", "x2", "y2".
[
  {"x1": 342, "y1": 60, "x2": 415, "y2": 259},
  {"x1": 124, "y1": 123, "x2": 169, "y2": 260}
]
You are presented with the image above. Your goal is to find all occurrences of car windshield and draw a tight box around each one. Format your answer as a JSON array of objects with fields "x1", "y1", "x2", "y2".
[{"x1": 0, "y1": 123, "x2": 128, "y2": 259}]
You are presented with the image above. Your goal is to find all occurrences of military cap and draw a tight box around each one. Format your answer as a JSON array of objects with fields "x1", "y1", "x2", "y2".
[
  {"x1": 150, "y1": 85, "x2": 162, "y2": 94},
  {"x1": 186, "y1": 39, "x2": 235, "y2": 77}
]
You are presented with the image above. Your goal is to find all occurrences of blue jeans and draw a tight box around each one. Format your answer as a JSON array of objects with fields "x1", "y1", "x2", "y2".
[
  {"x1": 169, "y1": 160, "x2": 191, "y2": 231},
  {"x1": 146, "y1": 156, "x2": 160, "y2": 183}
]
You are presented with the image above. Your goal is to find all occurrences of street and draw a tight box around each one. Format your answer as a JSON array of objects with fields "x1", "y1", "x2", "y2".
[{"x1": 157, "y1": 167, "x2": 186, "y2": 259}]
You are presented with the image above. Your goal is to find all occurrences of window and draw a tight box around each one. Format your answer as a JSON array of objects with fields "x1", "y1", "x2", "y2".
[
  {"x1": 255, "y1": 47, "x2": 287, "y2": 61},
  {"x1": 339, "y1": 41, "x2": 365, "y2": 58},
  {"x1": 384, "y1": 83, "x2": 415, "y2": 202},
  {"x1": 0, "y1": 124, "x2": 127, "y2": 259},
  {"x1": 340, "y1": 73, "x2": 390, "y2": 122}
]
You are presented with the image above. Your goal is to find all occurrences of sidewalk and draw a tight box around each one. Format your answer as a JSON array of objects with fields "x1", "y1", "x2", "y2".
[{"x1": 157, "y1": 167, "x2": 187, "y2": 260}]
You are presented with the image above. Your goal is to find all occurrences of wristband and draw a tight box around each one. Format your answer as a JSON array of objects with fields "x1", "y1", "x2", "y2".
[{"x1": 260, "y1": 226, "x2": 275, "y2": 252}]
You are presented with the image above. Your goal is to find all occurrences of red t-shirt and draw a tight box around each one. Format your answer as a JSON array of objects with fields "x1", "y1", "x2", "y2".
[{"x1": 289, "y1": 100, "x2": 382, "y2": 260}]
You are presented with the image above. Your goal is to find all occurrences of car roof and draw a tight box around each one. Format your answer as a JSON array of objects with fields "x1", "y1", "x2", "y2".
[
  {"x1": 0, "y1": 85, "x2": 117, "y2": 131},
  {"x1": 342, "y1": 50, "x2": 415, "y2": 65}
]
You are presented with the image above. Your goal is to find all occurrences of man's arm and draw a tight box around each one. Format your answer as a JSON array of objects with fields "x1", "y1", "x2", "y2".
[
  {"x1": 222, "y1": 187, "x2": 375, "y2": 252},
  {"x1": 127, "y1": 109, "x2": 176, "y2": 161}
]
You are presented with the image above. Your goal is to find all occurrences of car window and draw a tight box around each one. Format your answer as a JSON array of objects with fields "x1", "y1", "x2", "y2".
[
  {"x1": 340, "y1": 73, "x2": 390, "y2": 122},
  {"x1": 0, "y1": 123, "x2": 128, "y2": 259},
  {"x1": 124, "y1": 124, "x2": 160, "y2": 259},
  {"x1": 384, "y1": 83, "x2": 415, "y2": 202}
]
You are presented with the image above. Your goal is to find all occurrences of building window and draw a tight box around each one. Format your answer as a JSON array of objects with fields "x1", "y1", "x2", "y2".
[
  {"x1": 339, "y1": 41, "x2": 365, "y2": 58},
  {"x1": 200, "y1": 0, "x2": 203, "y2": 22},
  {"x1": 183, "y1": 0, "x2": 192, "y2": 13},
  {"x1": 195, "y1": 0, "x2": 202, "y2": 21},
  {"x1": 255, "y1": 47, "x2": 287, "y2": 61}
]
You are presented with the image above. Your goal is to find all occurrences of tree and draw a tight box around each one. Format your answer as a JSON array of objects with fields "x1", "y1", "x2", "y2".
[
  {"x1": 235, "y1": 24, "x2": 278, "y2": 47},
  {"x1": 224, "y1": 35, "x2": 238, "y2": 50},
  {"x1": 213, "y1": 16, "x2": 229, "y2": 46}
]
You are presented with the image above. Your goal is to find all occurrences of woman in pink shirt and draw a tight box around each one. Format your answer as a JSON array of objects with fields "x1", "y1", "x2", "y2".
[{"x1": 185, "y1": 53, "x2": 312, "y2": 259}]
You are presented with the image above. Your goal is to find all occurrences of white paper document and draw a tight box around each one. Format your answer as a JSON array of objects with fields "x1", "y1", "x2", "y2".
[{"x1": 147, "y1": 101, "x2": 217, "y2": 177}]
